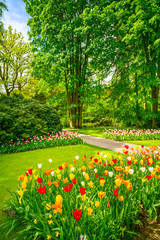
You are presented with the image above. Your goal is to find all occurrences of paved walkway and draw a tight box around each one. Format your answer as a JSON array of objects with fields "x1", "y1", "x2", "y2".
[{"x1": 78, "y1": 133, "x2": 142, "y2": 153}]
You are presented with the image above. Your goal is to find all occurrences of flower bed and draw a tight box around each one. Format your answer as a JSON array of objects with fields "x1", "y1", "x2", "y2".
[
  {"x1": 103, "y1": 129, "x2": 160, "y2": 141},
  {"x1": 0, "y1": 131, "x2": 83, "y2": 154},
  {"x1": 5, "y1": 145, "x2": 160, "y2": 239}
]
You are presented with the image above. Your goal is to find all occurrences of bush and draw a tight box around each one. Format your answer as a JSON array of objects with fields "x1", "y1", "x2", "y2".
[{"x1": 0, "y1": 94, "x2": 62, "y2": 144}]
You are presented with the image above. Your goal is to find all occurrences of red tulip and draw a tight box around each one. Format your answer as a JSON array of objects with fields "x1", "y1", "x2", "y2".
[
  {"x1": 146, "y1": 175, "x2": 152, "y2": 180},
  {"x1": 113, "y1": 188, "x2": 119, "y2": 196},
  {"x1": 107, "y1": 201, "x2": 110, "y2": 208},
  {"x1": 95, "y1": 174, "x2": 99, "y2": 178},
  {"x1": 94, "y1": 158, "x2": 98, "y2": 163},
  {"x1": 127, "y1": 161, "x2": 132, "y2": 165},
  {"x1": 80, "y1": 187, "x2": 86, "y2": 195},
  {"x1": 71, "y1": 179, "x2": 77, "y2": 185},
  {"x1": 59, "y1": 166, "x2": 63, "y2": 170},
  {"x1": 124, "y1": 145, "x2": 129, "y2": 149},
  {"x1": 112, "y1": 159, "x2": 117, "y2": 163},
  {"x1": 36, "y1": 185, "x2": 46, "y2": 194},
  {"x1": 37, "y1": 177, "x2": 42, "y2": 183},
  {"x1": 64, "y1": 185, "x2": 70, "y2": 192},
  {"x1": 28, "y1": 168, "x2": 33, "y2": 175},
  {"x1": 72, "y1": 209, "x2": 81, "y2": 221},
  {"x1": 68, "y1": 184, "x2": 73, "y2": 189}
]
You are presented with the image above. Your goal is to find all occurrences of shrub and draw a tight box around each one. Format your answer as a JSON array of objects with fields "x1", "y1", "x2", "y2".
[{"x1": 0, "y1": 94, "x2": 62, "y2": 144}]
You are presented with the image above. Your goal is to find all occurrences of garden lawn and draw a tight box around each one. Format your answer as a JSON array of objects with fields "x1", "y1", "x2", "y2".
[
  {"x1": 65, "y1": 127, "x2": 106, "y2": 137},
  {"x1": 0, "y1": 144, "x2": 114, "y2": 240},
  {"x1": 125, "y1": 140, "x2": 160, "y2": 146}
]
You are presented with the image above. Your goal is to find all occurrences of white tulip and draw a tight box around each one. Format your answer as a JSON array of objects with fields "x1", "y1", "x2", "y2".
[
  {"x1": 81, "y1": 181, "x2": 85, "y2": 186},
  {"x1": 71, "y1": 167, "x2": 75, "y2": 171},
  {"x1": 100, "y1": 152, "x2": 103, "y2": 156},
  {"x1": 129, "y1": 169, "x2": 134, "y2": 174},
  {"x1": 108, "y1": 171, "x2": 113, "y2": 177},
  {"x1": 94, "y1": 168, "x2": 98, "y2": 173},
  {"x1": 82, "y1": 172, "x2": 86, "y2": 176},
  {"x1": 140, "y1": 167, "x2": 145, "y2": 172},
  {"x1": 51, "y1": 171, "x2": 54, "y2": 176},
  {"x1": 49, "y1": 159, "x2": 52, "y2": 163},
  {"x1": 149, "y1": 167, "x2": 154, "y2": 172},
  {"x1": 104, "y1": 154, "x2": 107, "y2": 158},
  {"x1": 75, "y1": 156, "x2": 79, "y2": 160},
  {"x1": 38, "y1": 164, "x2": 42, "y2": 168},
  {"x1": 127, "y1": 157, "x2": 131, "y2": 161}
]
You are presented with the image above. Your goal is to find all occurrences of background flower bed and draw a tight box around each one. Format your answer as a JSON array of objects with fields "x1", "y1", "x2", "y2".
[
  {"x1": 0, "y1": 131, "x2": 83, "y2": 154},
  {"x1": 103, "y1": 129, "x2": 160, "y2": 141},
  {"x1": 4, "y1": 145, "x2": 160, "y2": 240}
]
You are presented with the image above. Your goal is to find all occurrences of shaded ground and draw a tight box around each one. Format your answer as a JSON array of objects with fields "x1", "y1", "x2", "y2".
[{"x1": 135, "y1": 211, "x2": 160, "y2": 240}]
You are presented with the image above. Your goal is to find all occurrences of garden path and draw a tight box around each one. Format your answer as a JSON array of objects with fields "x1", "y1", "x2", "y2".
[{"x1": 78, "y1": 133, "x2": 143, "y2": 152}]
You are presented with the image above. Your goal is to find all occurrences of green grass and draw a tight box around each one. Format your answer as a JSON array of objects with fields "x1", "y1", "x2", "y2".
[
  {"x1": 65, "y1": 127, "x2": 106, "y2": 137},
  {"x1": 125, "y1": 140, "x2": 160, "y2": 146},
  {"x1": 0, "y1": 144, "x2": 114, "y2": 239}
]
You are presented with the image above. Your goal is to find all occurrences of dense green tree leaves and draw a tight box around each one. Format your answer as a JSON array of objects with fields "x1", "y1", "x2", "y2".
[
  {"x1": 0, "y1": 0, "x2": 7, "y2": 34},
  {"x1": 0, "y1": 26, "x2": 33, "y2": 96},
  {"x1": 23, "y1": 0, "x2": 116, "y2": 128}
]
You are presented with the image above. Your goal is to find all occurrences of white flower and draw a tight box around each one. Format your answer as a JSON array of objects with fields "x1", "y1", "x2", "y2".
[
  {"x1": 81, "y1": 181, "x2": 85, "y2": 186},
  {"x1": 108, "y1": 171, "x2": 113, "y2": 177},
  {"x1": 51, "y1": 171, "x2": 54, "y2": 176},
  {"x1": 82, "y1": 172, "x2": 86, "y2": 176},
  {"x1": 127, "y1": 157, "x2": 131, "y2": 161},
  {"x1": 140, "y1": 167, "x2": 145, "y2": 172},
  {"x1": 38, "y1": 164, "x2": 42, "y2": 169},
  {"x1": 149, "y1": 167, "x2": 154, "y2": 172},
  {"x1": 125, "y1": 166, "x2": 129, "y2": 169},
  {"x1": 100, "y1": 152, "x2": 103, "y2": 156},
  {"x1": 71, "y1": 167, "x2": 75, "y2": 171},
  {"x1": 94, "y1": 168, "x2": 97, "y2": 173},
  {"x1": 104, "y1": 154, "x2": 107, "y2": 158},
  {"x1": 49, "y1": 159, "x2": 52, "y2": 163},
  {"x1": 129, "y1": 169, "x2": 134, "y2": 174},
  {"x1": 75, "y1": 156, "x2": 79, "y2": 160}
]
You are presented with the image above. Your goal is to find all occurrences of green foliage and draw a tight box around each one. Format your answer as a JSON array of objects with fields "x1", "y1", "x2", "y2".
[
  {"x1": 0, "y1": 25, "x2": 33, "y2": 96},
  {"x1": 0, "y1": 0, "x2": 7, "y2": 34},
  {"x1": 0, "y1": 94, "x2": 62, "y2": 144}
]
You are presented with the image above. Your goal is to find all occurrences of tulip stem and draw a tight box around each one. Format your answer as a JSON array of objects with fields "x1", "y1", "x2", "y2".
[{"x1": 77, "y1": 221, "x2": 78, "y2": 240}]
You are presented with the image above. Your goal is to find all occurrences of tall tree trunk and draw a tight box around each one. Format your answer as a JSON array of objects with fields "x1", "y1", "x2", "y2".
[{"x1": 151, "y1": 86, "x2": 159, "y2": 128}]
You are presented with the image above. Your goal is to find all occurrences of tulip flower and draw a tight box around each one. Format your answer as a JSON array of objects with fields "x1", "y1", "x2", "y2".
[
  {"x1": 36, "y1": 186, "x2": 46, "y2": 194},
  {"x1": 72, "y1": 209, "x2": 81, "y2": 221},
  {"x1": 37, "y1": 177, "x2": 42, "y2": 183},
  {"x1": 113, "y1": 188, "x2": 119, "y2": 196},
  {"x1": 80, "y1": 187, "x2": 86, "y2": 195},
  {"x1": 71, "y1": 178, "x2": 77, "y2": 185}
]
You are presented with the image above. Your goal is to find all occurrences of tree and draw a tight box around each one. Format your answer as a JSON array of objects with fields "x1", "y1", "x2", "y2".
[
  {"x1": 0, "y1": 25, "x2": 33, "y2": 96},
  {"x1": 0, "y1": 0, "x2": 7, "y2": 34},
  {"x1": 23, "y1": 0, "x2": 115, "y2": 128},
  {"x1": 105, "y1": 0, "x2": 160, "y2": 127}
]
